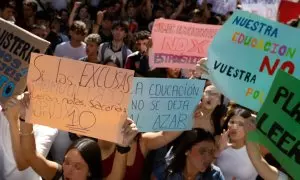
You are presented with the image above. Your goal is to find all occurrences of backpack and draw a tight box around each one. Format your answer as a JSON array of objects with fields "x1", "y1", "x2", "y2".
[{"x1": 101, "y1": 42, "x2": 129, "y2": 67}]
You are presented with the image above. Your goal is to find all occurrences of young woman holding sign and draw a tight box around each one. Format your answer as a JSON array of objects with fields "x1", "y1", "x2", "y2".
[
  {"x1": 193, "y1": 58, "x2": 227, "y2": 136},
  {"x1": 196, "y1": 58, "x2": 257, "y2": 178},
  {"x1": 154, "y1": 128, "x2": 225, "y2": 180},
  {"x1": 7, "y1": 92, "x2": 138, "y2": 180},
  {"x1": 98, "y1": 128, "x2": 182, "y2": 180},
  {"x1": 215, "y1": 106, "x2": 258, "y2": 180}
]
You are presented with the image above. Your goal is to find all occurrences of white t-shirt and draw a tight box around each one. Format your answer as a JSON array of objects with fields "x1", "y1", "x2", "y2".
[
  {"x1": 278, "y1": 171, "x2": 289, "y2": 180},
  {"x1": 0, "y1": 113, "x2": 58, "y2": 180},
  {"x1": 54, "y1": 41, "x2": 86, "y2": 60},
  {"x1": 216, "y1": 146, "x2": 258, "y2": 180}
]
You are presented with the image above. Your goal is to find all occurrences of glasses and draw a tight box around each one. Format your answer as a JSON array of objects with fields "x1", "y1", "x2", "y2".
[{"x1": 228, "y1": 121, "x2": 244, "y2": 127}]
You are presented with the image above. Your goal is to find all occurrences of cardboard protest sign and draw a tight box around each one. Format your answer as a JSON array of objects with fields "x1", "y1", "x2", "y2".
[
  {"x1": 240, "y1": 0, "x2": 280, "y2": 20},
  {"x1": 26, "y1": 53, "x2": 134, "y2": 144},
  {"x1": 198, "y1": 0, "x2": 237, "y2": 15},
  {"x1": 0, "y1": 18, "x2": 49, "y2": 103},
  {"x1": 278, "y1": 0, "x2": 300, "y2": 24},
  {"x1": 248, "y1": 70, "x2": 300, "y2": 180},
  {"x1": 207, "y1": 11, "x2": 300, "y2": 111},
  {"x1": 128, "y1": 78, "x2": 205, "y2": 132},
  {"x1": 150, "y1": 19, "x2": 220, "y2": 69}
]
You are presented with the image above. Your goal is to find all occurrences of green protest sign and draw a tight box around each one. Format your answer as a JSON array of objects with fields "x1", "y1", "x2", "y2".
[{"x1": 248, "y1": 70, "x2": 300, "y2": 179}]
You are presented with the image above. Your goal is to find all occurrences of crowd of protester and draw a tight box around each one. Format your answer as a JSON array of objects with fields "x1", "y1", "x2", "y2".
[{"x1": 0, "y1": 0, "x2": 296, "y2": 180}]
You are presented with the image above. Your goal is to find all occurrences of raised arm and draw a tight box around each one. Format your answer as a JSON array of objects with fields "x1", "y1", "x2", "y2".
[
  {"x1": 16, "y1": 92, "x2": 58, "y2": 180},
  {"x1": 200, "y1": 0, "x2": 210, "y2": 21},
  {"x1": 105, "y1": 151, "x2": 127, "y2": 180},
  {"x1": 170, "y1": 0, "x2": 185, "y2": 20},
  {"x1": 3, "y1": 98, "x2": 29, "y2": 170},
  {"x1": 20, "y1": 122, "x2": 59, "y2": 180},
  {"x1": 244, "y1": 116, "x2": 289, "y2": 180},
  {"x1": 92, "y1": 10, "x2": 105, "y2": 34},
  {"x1": 104, "y1": 117, "x2": 139, "y2": 180},
  {"x1": 68, "y1": 1, "x2": 81, "y2": 27},
  {"x1": 143, "y1": 0, "x2": 152, "y2": 20},
  {"x1": 246, "y1": 142, "x2": 282, "y2": 180},
  {"x1": 121, "y1": 0, "x2": 127, "y2": 20},
  {"x1": 141, "y1": 131, "x2": 183, "y2": 152}
]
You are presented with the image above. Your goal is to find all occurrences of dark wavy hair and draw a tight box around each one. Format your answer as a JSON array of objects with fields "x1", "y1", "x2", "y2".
[
  {"x1": 66, "y1": 138, "x2": 102, "y2": 180},
  {"x1": 165, "y1": 128, "x2": 215, "y2": 178},
  {"x1": 134, "y1": 30, "x2": 150, "y2": 41},
  {"x1": 211, "y1": 94, "x2": 227, "y2": 136}
]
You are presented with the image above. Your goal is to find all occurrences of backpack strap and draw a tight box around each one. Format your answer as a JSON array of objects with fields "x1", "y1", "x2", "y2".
[
  {"x1": 101, "y1": 42, "x2": 109, "y2": 63},
  {"x1": 121, "y1": 45, "x2": 129, "y2": 67}
]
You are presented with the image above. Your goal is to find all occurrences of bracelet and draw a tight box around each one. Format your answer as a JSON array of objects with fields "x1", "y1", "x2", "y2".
[
  {"x1": 116, "y1": 145, "x2": 131, "y2": 154},
  {"x1": 20, "y1": 131, "x2": 34, "y2": 136}
]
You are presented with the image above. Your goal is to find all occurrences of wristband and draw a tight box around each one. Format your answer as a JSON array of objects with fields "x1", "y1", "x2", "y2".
[{"x1": 116, "y1": 145, "x2": 131, "y2": 154}]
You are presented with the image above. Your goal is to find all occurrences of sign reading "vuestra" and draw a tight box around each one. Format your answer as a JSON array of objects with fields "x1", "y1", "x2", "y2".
[{"x1": 208, "y1": 11, "x2": 300, "y2": 111}]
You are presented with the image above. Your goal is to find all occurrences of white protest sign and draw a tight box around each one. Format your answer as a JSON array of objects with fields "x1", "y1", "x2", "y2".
[
  {"x1": 240, "y1": 0, "x2": 281, "y2": 20},
  {"x1": 198, "y1": 0, "x2": 237, "y2": 15}
]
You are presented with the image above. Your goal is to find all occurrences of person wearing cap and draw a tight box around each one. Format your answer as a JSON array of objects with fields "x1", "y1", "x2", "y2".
[{"x1": 98, "y1": 21, "x2": 132, "y2": 68}]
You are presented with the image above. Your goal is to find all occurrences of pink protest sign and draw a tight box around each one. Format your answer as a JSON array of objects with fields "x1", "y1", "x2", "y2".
[{"x1": 150, "y1": 19, "x2": 220, "y2": 69}]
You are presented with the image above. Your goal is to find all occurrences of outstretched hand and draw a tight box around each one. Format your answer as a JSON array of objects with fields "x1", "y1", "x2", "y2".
[
  {"x1": 195, "y1": 58, "x2": 209, "y2": 78},
  {"x1": 96, "y1": 10, "x2": 106, "y2": 25},
  {"x1": 120, "y1": 117, "x2": 139, "y2": 147},
  {"x1": 219, "y1": 129, "x2": 232, "y2": 152},
  {"x1": 74, "y1": 1, "x2": 81, "y2": 9},
  {"x1": 3, "y1": 92, "x2": 30, "y2": 123}
]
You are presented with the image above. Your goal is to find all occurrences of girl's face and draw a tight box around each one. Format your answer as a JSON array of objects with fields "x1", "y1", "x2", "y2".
[
  {"x1": 187, "y1": 141, "x2": 215, "y2": 173},
  {"x1": 202, "y1": 85, "x2": 221, "y2": 110},
  {"x1": 79, "y1": 7, "x2": 88, "y2": 20},
  {"x1": 228, "y1": 115, "x2": 246, "y2": 141},
  {"x1": 63, "y1": 149, "x2": 89, "y2": 180},
  {"x1": 127, "y1": 6, "x2": 137, "y2": 18},
  {"x1": 167, "y1": 68, "x2": 181, "y2": 78}
]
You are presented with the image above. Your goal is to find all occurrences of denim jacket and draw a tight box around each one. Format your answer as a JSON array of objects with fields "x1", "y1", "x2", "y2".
[{"x1": 154, "y1": 151, "x2": 225, "y2": 180}]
